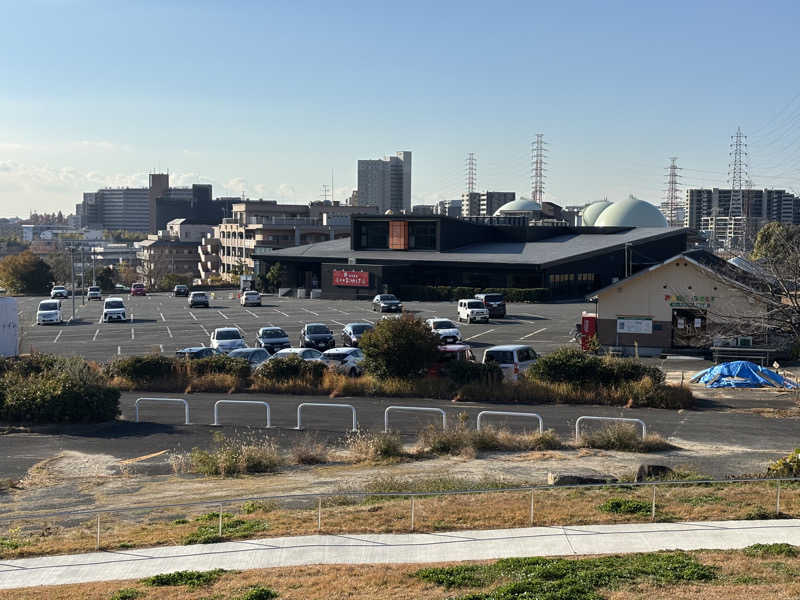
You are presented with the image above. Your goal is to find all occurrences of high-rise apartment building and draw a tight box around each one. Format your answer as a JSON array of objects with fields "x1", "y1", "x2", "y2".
[
  {"x1": 357, "y1": 151, "x2": 412, "y2": 213},
  {"x1": 460, "y1": 191, "x2": 515, "y2": 217}
]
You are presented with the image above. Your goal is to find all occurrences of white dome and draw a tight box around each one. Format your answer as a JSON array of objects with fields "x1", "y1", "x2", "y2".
[
  {"x1": 594, "y1": 195, "x2": 668, "y2": 228},
  {"x1": 493, "y1": 198, "x2": 542, "y2": 216},
  {"x1": 581, "y1": 200, "x2": 612, "y2": 226}
]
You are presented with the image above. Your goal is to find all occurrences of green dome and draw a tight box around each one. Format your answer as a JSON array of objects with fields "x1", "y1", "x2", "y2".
[
  {"x1": 594, "y1": 195, "x2": 667, "y2": 228},
  {"x1": 581, "y1": 201, "x2": 612, "y2": 226}
]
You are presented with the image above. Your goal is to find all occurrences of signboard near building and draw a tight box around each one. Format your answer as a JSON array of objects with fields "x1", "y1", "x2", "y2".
[
  {"x1": 332, "y1": 269, "x2": 369, "y2": 287},
  {"x1": 616, "y1": 317, "x2": 653, "y2": 335}
]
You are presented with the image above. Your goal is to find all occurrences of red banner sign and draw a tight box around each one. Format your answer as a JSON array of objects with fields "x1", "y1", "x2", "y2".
[{"x1": 332, "y1": 269, "x2": 369, "y2": 287}]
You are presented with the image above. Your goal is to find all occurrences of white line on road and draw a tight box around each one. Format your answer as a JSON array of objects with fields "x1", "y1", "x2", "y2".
[
  {"x1": 160, "y1": 312, "x2": 166, "y2": 322},
  {"x1": 53, "y1": 331, "x2": 62, "y2": 343},
  {"x1": 464, "y1": 328, "x2": 496, "y2": 341},
  {"x1": 274, "y1": 309, "x2": 290, "y2": 317},
  {"x1": 519, "y1": 313, "x2": 548, "y2": 319},
  {"x1": 332, "y1": 320, "x2": 347, "y2": 326},
  {"x1": 131, "y1": 328, "x2": 135, "y2": 340},
  {"x1": 332, "y1": 308, "x2": 350, "y2": 314},
  {"x1": 364, "y1": 319, "x2": 374, "y2": 324},
  {"x1": 92, "y1": 329, "x2": 99, "y2": 341},
  {"x1": 302, "y1": 308, "x2": 320, "y2": 316},
  {"x1": 200, "y1": 324, "x2": 210, "y2": 336},
  {"x1": 159, "y1": 344, "x2": 164, "y2": 353},
  {"x1": 520, "y1": 327, "x2": 547, "y2": 339},
  {"x1": 200, "y1": 342, "x2": 206, "y2": 347},
  {"x1": 217, "y1": 311, "x2": 229, "y2": 320},
  {"x1": 245, "y1": 309, "x2": 258, "y2": 318},
  {"x1": 117, "y1": 346, "x2": 121, "y2": 355},
  {"x1": 189, "y1": 312, "x2": 198, "y2": 321},
  {"x1": 166, "y1": 326, "x2": 173, "y2": 338}
]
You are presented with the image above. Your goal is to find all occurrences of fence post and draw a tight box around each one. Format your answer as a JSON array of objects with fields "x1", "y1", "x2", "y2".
[
  {"x1": 96, "y1": 513, "x2": 100, "y2": 551},
  {"x1": 318, "y1": 497, "x2": 322, "y2": 532},
  {"x1": 218, "y1": 503, "x2": 223, "y2": 537},
  {"x1": 777, "y1": 479, "x2": 782, "y2": 515},
  {"x1": 529, "y1": 489, "x2": 534, "y2": 526},
  {"x1": 411, "y1": 496, "x2": 415, "y2": 532},
  {"x1": 651, "y1": 485, "x2": 656, "y2": 521}
]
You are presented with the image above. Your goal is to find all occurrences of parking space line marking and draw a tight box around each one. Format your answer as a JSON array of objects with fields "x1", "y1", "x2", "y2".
[
  {"x1": 332, "y1": 308, "x2": 349, "y2": 314},
  {"x1": 520, "y1": 327, "x2": 547, "y2": 339},
  {"x1": 166, "y1": 326, "x2": 173, "y2": 338},
  {"x1": 159, "y1": 344, "x2": 164, "y2": 353},
  {"x1": 92, "y1": 329, "x2": 99, "y2": 341},
  {"x1": 302, "y1": 308, "x2": 320, "y2": 316},
  {"x1": 200, "y1": 324, "x2": 210, "y2": 336},
  {"x1": 200, "y1": 342, "x2": 206, "y2": 347},
  {"x1": 117, "y1": 346, "x2": 121, "y2": 355},
  {"x1": 274, "y1": 309, "x2": 289, "y2": 317},
  {"x1": 519, "y1": 313, "x2": 548, "y2": 319},
  {"x1": 365, "y1": 319, "x2": 374, "y2": 324},
  {"x1": 245, "y1": 309, "x2": 258, "y2": 318},
  {"x1": 160, "y1": 312, "x2": 166, "y2": 322},
  {"x1": 53, "y1": 331, "x2": 62, "y2": 343},
  {"x1": 217, "y1": 311, "x2": 229, "y2": 320},
  {"x1": 189, "y1": 312, "x2": 197, "y2": 321},
  {"x1": 464, "y1": 328, "x2": 495, "y2": 341},
  {"x1": 332, "y1": 320, "x2": 346, "y2": 326},
  {"x1": 131, "y1": 328, "x2": 135, "y2": 340}
]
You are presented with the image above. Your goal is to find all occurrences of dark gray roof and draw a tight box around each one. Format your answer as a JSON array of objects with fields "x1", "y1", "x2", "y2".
[{"x1": 266, "y1": 227, "x2": 685, "y2": 267}]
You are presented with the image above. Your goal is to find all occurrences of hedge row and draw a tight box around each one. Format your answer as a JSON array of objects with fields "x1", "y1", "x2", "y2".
[
  {"x1": 391, "y1": 285, "x2": 552, "y2": 303},
  {"x1": 528, "y1": 346, "x2": 666, "y2": 386},
  {"x1": 105, "y1": 354, "x2": 252, "y2": 383}
]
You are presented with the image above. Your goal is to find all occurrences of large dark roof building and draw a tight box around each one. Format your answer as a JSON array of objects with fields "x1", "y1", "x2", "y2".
[{"x1": 254, "y1": 215, "x2": 688, "y2": 299}]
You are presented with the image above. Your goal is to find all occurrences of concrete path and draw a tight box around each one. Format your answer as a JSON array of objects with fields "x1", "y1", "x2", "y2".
[{"x1": 2, "y1": 519, "x2": 800, "y2": 589}]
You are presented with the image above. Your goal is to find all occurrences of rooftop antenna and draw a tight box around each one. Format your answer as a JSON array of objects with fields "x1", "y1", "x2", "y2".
[{"x1": 321, "y1": 184, "x2": 331, "y2": 203}]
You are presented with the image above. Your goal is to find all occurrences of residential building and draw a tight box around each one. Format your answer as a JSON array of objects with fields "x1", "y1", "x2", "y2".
[
  {"x1": 356, "y1": 151, "x2": 412, "y2": 213},
  {"x1": 91, "y1": 187, "x2": 150, "y2": 232},
  {"x1": 460, "y1": 191, "x2": 515, "y2": 217},
  {"x1": 165, "y1": 218, "x2": 214, "y2": 243},
  {"x1": 411, "y1": 204, "x2": 435, "y2": 215},
  {"x1": 435, "y1": 199, "x2": 462, "y2": 218},
  {"x1": 90, "y1": 244, "x2": 138, "y2": 267},
  {"x1": 137, "y1": 229, "x2": 207, "y2": 284}
]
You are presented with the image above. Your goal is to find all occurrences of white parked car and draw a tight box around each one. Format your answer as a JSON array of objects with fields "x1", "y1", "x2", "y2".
[
  {"x1": 457, "y1": 299, "x2": 490, "y2": 324},
  {"x1": 425, "y1": 318, "x2": 462, "y2": 345},
  {"x1": 268, "y1": 347, "x2": 325, "y2": 362},
  {"x1": 210, "y1": 327, "x2": 246, "y2": 353},
  {"x1": 102, "y1": 297, "x2": 127, "y2": 322},
  {"x1": 50, "y1": 285, "x2": 69, "y2": 299},
  {"x1": 482, "y1": 345, "x2": 538, "y2": 381},
  {"x1": 36, "y1": 299, "x2": 62, "y2": 325},
  {"x1": 87, "y1": 286, "x2": 102, "y2": 301},
  {"x1": 240, "y1": 290, "x2": 261, "y2": 307},
  {"x1": 323, "y1": 347, "x2": 365, "y2": 377},
  {"x1": 189, "y1": 291, "x2": 210, "y2": 308}
]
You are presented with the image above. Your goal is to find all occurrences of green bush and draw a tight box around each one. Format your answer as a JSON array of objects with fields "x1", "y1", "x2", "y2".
[
  {"x1": 109, "y1": 589, "x2": 142, "y2": 600},
  {"x1": 359, "y1": 314, "x2": 442, "y2": 379},
  {"x1": 767, "y1": 448, "x2": 800, "y2": 477},
  {"x1": 107, "y1": 354, "x2": 176, "y2": 382},
  {"x1": 528, "y1": 346, "x2": 665, "y2": 386},
  {"x1": 0, "y1": 357, "x2": 120, "y2": 423},
  {"x1": 234, "y1": 586, "x2": 279, "y2": 600},
  {"x1": 140, "y1": 569, "x2": 227, "y2": 587},
  {"x1": 598, "y1": 498, "x2": 652, "y2": 515},
  {"x1": 190, "y1": 355, "x2": 251, "y2": 379},
  {"x1": 441, "y1": 360, "x2": 502, "y2": 386},
  {"x1": 256, "y1": 355, "x2": 326, "y2": 382},
  {"x1": 743, "y1": 543, "x2": 798, "y2": 557}
]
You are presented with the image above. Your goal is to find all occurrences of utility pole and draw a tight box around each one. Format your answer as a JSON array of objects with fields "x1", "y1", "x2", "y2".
[
  {"x1": 80, "y1": 246, "x2": 85, "y2": 305},
  {"x1": 69, "y1": 245, "x2": 75, "y2": 321}
]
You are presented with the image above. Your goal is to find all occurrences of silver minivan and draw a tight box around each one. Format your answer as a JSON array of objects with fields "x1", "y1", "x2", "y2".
[{"x1": 482, "y1": 344, "x2": 538, "y2": 381}]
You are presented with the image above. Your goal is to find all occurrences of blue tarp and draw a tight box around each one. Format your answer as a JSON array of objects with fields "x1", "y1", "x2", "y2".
[{"x1": 691, "y1": 361, "x2": 797, "y2": 389}]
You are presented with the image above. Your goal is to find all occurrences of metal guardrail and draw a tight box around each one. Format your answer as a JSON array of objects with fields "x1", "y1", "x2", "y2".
[
  {"x1": 295, "y1": 402, "x2": 357, "y2": 432},
  {"x1": 477, "y1": 410, "x2": 543, "y2": 434},
  {"x1": 575, "y1": 416, "x2": 646, "y2": 442},
  {"x1": 135, "y1": 397, "x2": 190, "y2": 425},
  {"x1": 384, "y1": 406, "x2": 446, "y2": 432},
  {"x1": 212, "y1": 400, "x2": 271, "y2": 428}
]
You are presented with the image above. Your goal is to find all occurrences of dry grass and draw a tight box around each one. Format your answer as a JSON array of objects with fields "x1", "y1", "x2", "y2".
[
  {"x1": 1, "y1": 479, "x2": 798, "y2": 561},
  {"x1": 6, "y1": 548, "x2": 800, "y2": 600},
  {"x1": 344, "y1": 430, "x2": 405, "y2": 462},
  {"x1": 289, "y1": 434, "x2": 329, "y2": 465},
  {"x1": 577, "y1": 422, "x2": 673, "y2": 452},
  {"x1": 416, "y1": 423, "x2": 563, "y2": 455}
]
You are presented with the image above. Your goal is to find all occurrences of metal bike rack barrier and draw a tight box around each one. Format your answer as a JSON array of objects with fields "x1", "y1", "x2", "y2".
[
  {"x1": 135, "y1": 397, "x2": 190, "y2": 425},
  {"x1": 384, "y1": 406, "x2": 446, "y2": 433},
  {"x1": 295, "y1": 403, "x2": 357, "y2": 432},
  {"x1": 212, "y1": 400, "x2": 271, "y2": 428},
  {"x1": 575, "y1": 416, "x2": 646, "y2": 442},
  {"x1": 476, "y1": 411, "x2": 543, "y2": 434}
]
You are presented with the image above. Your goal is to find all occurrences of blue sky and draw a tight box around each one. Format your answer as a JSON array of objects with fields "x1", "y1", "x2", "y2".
[{"x1": 2, "y1": 0, "x2": 800, "y2": 215}]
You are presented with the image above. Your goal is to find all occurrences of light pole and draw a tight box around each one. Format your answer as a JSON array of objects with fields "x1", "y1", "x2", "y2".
[
  {"x1": 80, "y1": 246, "x2": 85, "y2": 306},
  {"x1": 69, "y1": 245, "x2": 75, "y2": 321}
]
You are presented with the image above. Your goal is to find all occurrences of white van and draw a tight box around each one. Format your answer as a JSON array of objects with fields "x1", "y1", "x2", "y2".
[
  {"x1": 36, "y1": 299, "x2": 62, "y2": 325},
  {"x1": 482, "y1": 345, "x2": 538, "y2": 381},
  {"x1": 457, "y1": 299, "x2": 490, "y2": 324},
  {"x1": 102, "y1": 297, "x2": 127, "y2": 322}
]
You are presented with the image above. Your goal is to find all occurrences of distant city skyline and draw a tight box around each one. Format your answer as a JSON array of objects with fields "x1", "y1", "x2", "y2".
[{"x1": 2, "y1": 1, "x2": 800, "y2": 217}]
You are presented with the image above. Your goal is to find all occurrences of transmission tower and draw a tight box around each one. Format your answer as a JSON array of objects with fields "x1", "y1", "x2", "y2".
[
  {"x1": 465, "y1": 153, "x2": 477, "y2": 194},
  {"x1": 531, "y1": 134, "x2": 547, "y2": 204},
  {"x1": 662, "y1": 157, "x2": 682, "y2": 227},
  {"x1": 727, "y1": 127, "x2": 749, "y2": 250},
  {"x1": 320, "y1": 184, "x2": 331, "y2": 203}
]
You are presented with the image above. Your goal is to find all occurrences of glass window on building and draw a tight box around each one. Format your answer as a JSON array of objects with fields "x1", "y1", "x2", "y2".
[
  {"x1": 408, "y1": 221, "x2": 436, "y2": 250},
  {"x1": 359, "y1": 222, "x2": 389, "y2": 248}
]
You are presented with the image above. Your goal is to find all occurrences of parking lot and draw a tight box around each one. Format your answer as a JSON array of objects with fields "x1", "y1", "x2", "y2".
[{"x1": 18, "y1": 292, "x2": 590, "y2": 362}]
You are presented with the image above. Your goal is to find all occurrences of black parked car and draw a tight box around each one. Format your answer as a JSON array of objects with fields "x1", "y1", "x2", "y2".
[
  {"x1": 256, "y1": 326, "x2": 291, "y2": 352},
  {"x1": 341, "y1": 322, "x2": 373, "y2": 347},
  {"x1": 475, "y1": 292, "x2": 506, "y2": 318},
  {"x1": 299, "y1": 323, "x2": 335, "y2": 350},
  {"x1": 175, "y1": 347, "x2": 221, "y2": 359},
  {"x1": 372, "y1": 293, "x2": 403, "y2": 313},
  {"x1": 173, "y1": 284, "x2": 189, "y2": 297}
]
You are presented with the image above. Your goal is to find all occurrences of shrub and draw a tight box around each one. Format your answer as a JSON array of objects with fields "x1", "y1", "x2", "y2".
[
  {"x1": 0, "y1": 357, "x2": 120, "y2": 423},
  {"x1": 416, "y1": 423, "x2": 562, "y2": 455},
  {"x1": 183, "y1": 518, "x2": 269, "y2": 545},
  {"x1": 106, "y1": 354, "x2": 176, "y2": 382},
  {"x1": 241, "y1": 500, "x2": 277, "y2": 514},
  {"x1": 256, "y1": 355, "x2": 326, "y2": 383},
  {"x1": 141, "y1": 569, "x2": 227, "y2": 587},
  {"x1": 743, "y1": 543, "x2": 798, "y2": 557},
  {"x1": 190, "y1": 355, "x2": 250, "y2": 379},
  {"x1": 345, "y1": 430, "x2": 404, "y2": 461},
  {"x1": 289, "y1": 434, "x2": 329, "y2": 465},
  {"x1": 442, "y1": 360, "x2": 502, "y2": 386},
  {"x1": 109, "y1": 589, "x2": 142, "y2": 600},
  {"x1": 767, "y1": 448, "x2": 800, "y2": 477},
  {"x1": 189, "y1": 435, "x2": 285, "y2": 476},
  {"x1": 359, "y1": 314, "x2": 441, "y2": 379},
  {"x1": 528, "y1": 346, "x2": 664, "y2": 386},
  {"x1": 577, "y1": 423, "x2": 672, "y2": 453},
  {"x1": 234, "y1": 586, "x2": 279, "y2": 600},
  {"x1": 598, "y1": 498, "x2": 651, "y2": 515}
]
